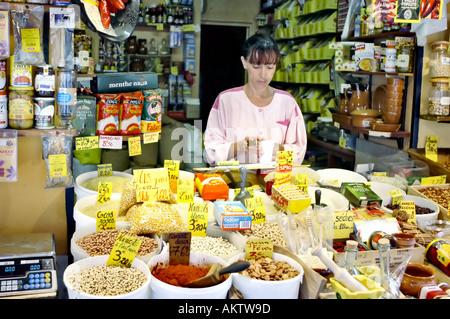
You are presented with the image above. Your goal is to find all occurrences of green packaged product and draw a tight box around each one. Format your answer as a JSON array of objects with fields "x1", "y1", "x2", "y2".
[
  {"x1": 340, "y1": 182, "x2": 382, "y2": 208},
  {"x1": 74, "y1": 95, "x2": 97, "y2": 136}
]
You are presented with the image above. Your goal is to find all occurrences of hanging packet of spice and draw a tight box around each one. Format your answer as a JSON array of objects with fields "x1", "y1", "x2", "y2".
[
  {"x1": 0, "y1": 3, "x2": 10, "y2": 59},
  {"x1": 41, "y1": 131, "x2": 74, "y2": 188},
  {"x1": 0, "y1": 130, "x2": 18, "y2": 182},
  {"x1": 10, "y1": 4, "x2": 45, "y2": 66}
]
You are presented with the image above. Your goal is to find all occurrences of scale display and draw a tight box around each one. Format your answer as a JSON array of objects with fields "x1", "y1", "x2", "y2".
[{"x1": 0, "y1": 233, "x2": 58, "y2": 298}]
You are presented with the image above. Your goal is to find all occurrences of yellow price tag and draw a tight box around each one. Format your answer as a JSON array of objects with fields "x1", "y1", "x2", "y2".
[
  {"x1": 96, "y1": 210, "x2": 116, "y2": 231},
  {"x1": 171, "y1": 66, "x2": 178, "y2": 75},
  {"x1": 156, "y1": 23, "x2": 164, "y2": 30},
  {"x1": 21, "y1": 29, "x2": 41, "y2": 52},
  {"x1": 373, "y1": 172, "x2": 387, "y2": 177},
  {"x1": 75, "y1": 136, "x2": 99, "y2": 150},
  {"x1": 97, "y1": 163, "x2": 113, "y2": 177},
  {"x1": 234, "y1": 187, "x2": 254, "y2": 197},
  {"x1": 244, "y1": 197, "x2": 266, "y2": 224},
  {"x1": 135, "y1": 183, "x2": 158, "y2": 202},
  {"x1": 389, "y1": 189, "x2": 403, "y2": 206},
  {"x1": 48, "y1": 154, "x2": 68, "y2": 178},
  {"x1": 276, "y1": 150, "x2": 293, "y2": 172},
  {"x1": 97, "y1": 182, "x2": 112, "y2": 204},
  {"x1": 293, "y1": 174, "x2": 308, "y2": 193},
  {"x1": 133, "y1": 168, "x2": 171, "y2": 201},
  {"x1": 165, "y1": 160, "x2": 180, "y2": 178},
  {"x1": 143, "y1": 132, "x2": 159, "y2": 144},
  {"x1": 182, "y1": 24, "x2": 195, "y2": 32},
  {"x1": 177, "y1": 179, "x2": 194, "y2": 203},
  {"x1": 187, "y1": 203, "x2": 209, "y2": 237},
  {"x1": 217, "y1": 161, "x2": 239, "y2": 166},
  {"x1": 339, "y1": 137, "x2": 346, "y2": 148},
  {"x1": 128, "y1": 136, "x2": 142, "y2": 156},
  {"x1": 333, "y1": 210, "x2": 355, "y2": 239},
  {"x1": 400, "y1": 200, "x2": 416, "y2": 224},
  {"x1": 425, "y1": 136, "x2": 438, "y2": 162},
  {"x1": 421, "y1": 175, "x2": 446, "y2": 185},
  {"x1": 245, "y1": 238, "x2": 273, "y2": 260},
  {"x1": 107, "y1": 233, "x2": 142, "y2": 267}
]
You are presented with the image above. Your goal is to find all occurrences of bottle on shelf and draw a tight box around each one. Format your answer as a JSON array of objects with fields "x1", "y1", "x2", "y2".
[{"x1": 343, "y1": 240, "x2": 360, "y2": 276}]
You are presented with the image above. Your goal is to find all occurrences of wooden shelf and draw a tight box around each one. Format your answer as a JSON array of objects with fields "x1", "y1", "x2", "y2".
[
  {"x1": 307, "y1": 134, "x2": 355, "y2": 167},
  {"x1": 420, "y1": 115, "x2": 450, "y2": 123},
  {"x1": 338, "y1": 122, "x2": 410, "y2": 138},
  {"x1": 15, "y1": 128, "x2": 79, "y2": 137},
  {"x1": 341, "y1": 70, "x2": 414, "y2": 77},
  {"x1": 348, "y1": 31, "x2": 415, "y2": 41}
]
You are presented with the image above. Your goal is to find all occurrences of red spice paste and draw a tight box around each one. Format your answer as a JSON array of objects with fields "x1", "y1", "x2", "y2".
[{"x1": 152, "y1": 264, "x2": 209, "y2": 287}]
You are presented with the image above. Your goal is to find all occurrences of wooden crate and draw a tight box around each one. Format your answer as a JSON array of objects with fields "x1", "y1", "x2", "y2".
[
  {"x1": 408, "y1": 184, "x2": 449, "y2": 221},
  {"x1": 408, "y1": 148, "x2": 450, "y2": 181}
]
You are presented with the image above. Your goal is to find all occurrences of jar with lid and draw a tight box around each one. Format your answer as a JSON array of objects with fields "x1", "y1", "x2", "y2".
[
  {"x1": 35, "y1": 65, "x2": 56, "y2": 97},
  {"x1": 428, "y1": 78, "x2": 450, "y2": 116},
  {"x1": 8, "y1": 86, "x2": 34, "y2": 129},
  {"x1": 385, "y1": 42, "x2": 397, "y2": 73},
  {"x1": 426, "y1": 239, "x2": 450, "y2": 277},
  {"x1": 430, "y1": 41, "x2": 450, "y2": 78}
]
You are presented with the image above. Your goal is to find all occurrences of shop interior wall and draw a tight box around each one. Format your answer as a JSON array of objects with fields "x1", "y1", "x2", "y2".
[{"x1": 417, "y1": 3, "x2": 450, "y2": 149}]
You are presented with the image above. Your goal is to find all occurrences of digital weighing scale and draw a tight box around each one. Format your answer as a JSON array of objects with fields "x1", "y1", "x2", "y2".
[{"x1": 0, "y1": 233, "x2": 58, "y2": 299}]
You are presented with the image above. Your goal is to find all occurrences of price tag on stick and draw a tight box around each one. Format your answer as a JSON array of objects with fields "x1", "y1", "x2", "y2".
[
  {"x1": 187, "y1": 203, "x2": 208, "y2": 237},
  {"x1": 245, "y1": 238, "x2": 273, "y2": 260},
  {"x1": 169, "y1": 232, "x2": 191, "y2": 265},
  {"x1": 107, "y1": 233, "x2": 142, "y2": 268}
]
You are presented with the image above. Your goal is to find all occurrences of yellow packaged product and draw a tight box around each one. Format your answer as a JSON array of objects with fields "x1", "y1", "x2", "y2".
[
  {"x1": 129, "y1": 201, "x2": 185, "y2": 236},
  {"x1": 195, "y1": 173, "x2": 229, "y2": 201},
  {"x1": 271, "y1": 183, "x2": 311, "y2": 214}
]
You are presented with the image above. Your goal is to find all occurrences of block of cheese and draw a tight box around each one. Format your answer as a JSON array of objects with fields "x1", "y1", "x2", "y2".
[{"x1": 271, "y1": 183, "x2": 311, "y2": 214}]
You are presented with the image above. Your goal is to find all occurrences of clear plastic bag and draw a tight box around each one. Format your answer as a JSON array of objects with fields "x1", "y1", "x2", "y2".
[{"x1": 10, "y1": 4, "x2": 45, "y2": 65}]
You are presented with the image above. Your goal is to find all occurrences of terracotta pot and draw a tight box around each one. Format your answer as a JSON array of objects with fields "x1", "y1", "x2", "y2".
[
  {"x1": 383, "y1": 110, "x2": 402, "y2": 124},
  {"x1": 400, "y1": 263, "x2": 435, "y2": 297},
  {"x1": 334, "y1": 94, "x2": 349, "y2": 115},
  {"x1": 392, "y1": 233, "x2": 415, "y2": 248},
  {"x1": 387, "y1": 77, "x2": 405, "y2": 86},
  {"x1": 345, "y1": 83, "x2": 370, "y2": 113},
  {"x1": 350, "y1": 109, "x2": 381, "y2": 128}
]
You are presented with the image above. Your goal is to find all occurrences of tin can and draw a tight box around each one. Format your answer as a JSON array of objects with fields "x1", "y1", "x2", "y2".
[
  {"x1": 0, "y1": 91, "x2": 7, "y2": 128},
  {"x1": 418, "y1": 284, "x2": 448, "y2": 299},
  {"x1": 0, "y1": 60, "x2": 6, "y2": 91},
  {"x1": 34, "y1": 97, "x2": 55, "y2": 129}
]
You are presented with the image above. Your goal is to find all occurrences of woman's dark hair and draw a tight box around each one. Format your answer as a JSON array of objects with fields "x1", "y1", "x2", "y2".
[{"x1": 242, "y1": 31, "x2": 280, "y2": 65}]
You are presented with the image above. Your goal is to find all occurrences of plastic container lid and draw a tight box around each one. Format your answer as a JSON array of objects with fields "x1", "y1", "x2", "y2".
[{"x1": 431, "y1": 41, "x2": 449, "y2": 50}]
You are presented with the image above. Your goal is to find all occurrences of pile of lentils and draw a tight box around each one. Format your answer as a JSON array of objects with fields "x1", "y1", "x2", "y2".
[{"x1": 76, "y1": 228, "x2": 159, "y2": 256}]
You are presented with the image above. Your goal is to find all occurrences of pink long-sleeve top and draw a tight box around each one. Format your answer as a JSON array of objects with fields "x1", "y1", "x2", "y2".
[{"x1": 204, "y1": 87, "x2": 307, "y2": 165}]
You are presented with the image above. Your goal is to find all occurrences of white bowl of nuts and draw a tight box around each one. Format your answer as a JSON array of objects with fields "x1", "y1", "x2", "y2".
[
  {"x1": 227, "y1": 253, "x2": 304, "y2": 299},
  {"x1": 382, "y1": 195, "x2": 440, "y2": 227},
  {"x1": 64, "y1": 255, "x2": 151, "y2": 299}
]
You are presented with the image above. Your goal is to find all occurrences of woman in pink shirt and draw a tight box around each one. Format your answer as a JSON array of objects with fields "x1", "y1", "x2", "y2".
[{"x1": 204, "y1": 32, "x2": 307, "y2": 165}]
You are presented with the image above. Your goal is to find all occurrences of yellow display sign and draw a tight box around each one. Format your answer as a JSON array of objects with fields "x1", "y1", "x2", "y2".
[
  {"x1": 334, "y1": 210, "x2": 355, "y2": 239},
  {"x1": 244, "y1": 197, "x2": 266, "y2": 224},
  {"x1": 389, "y1": 189, "x2": 404, "y2": 206},
  {"x1": 97, "y1": 181, "x2": 112, "y2": 204},
  {"x1": 21, "y1": 29, "x2": 41, "y2": 52},
  {"x1": 97, "y1": 163, "x2": 113, "y2": 177},
  {"x1": 245, "y1": 238, "x2": 273, "y2": 259},
  {"x1": 107, "y1": 233, "x2": 142, "y2": 268},
  {"x1": 187, "y1": 203, "x2": 209, "y2": 237},
  {"x1": 293, "y1": 174, "x2": 308, "y2": 193},
  {"x1": 133, "y1": 168, "x2": 171, "y2": 201},
  {"x1": 48, "y1": 154, "x2": 68, "y2": 178},
  {"x1": 96, "y1": 210, "x2": 116, "y2": 232},
  {"x1": 421, "y1": 175, "x2": 446, "y2": 185},
  {"x1": 143, "y1": 132, "x2": 159, "y2": 144},
  {"x1": 217, "y1": 161, "x2": 239, "y2": 166},
  {"x1": 75, "y1": 136, "x2": 99, "y2": 150},
  {"x1": 177, "y1": 179, "x2": 194, "y2": 203},
  {"x1": 425, "y1": 136, "x2": 438, "y2": 162},
  {"x1": 233, "y1": 187, "x2": 254, "y2": 197},
  {"x1": 128, "y1": 136, "x2": 142, "y2": 156},
  {"x1": 400, "y1": 200, "x2": 416, "y2": 224}
]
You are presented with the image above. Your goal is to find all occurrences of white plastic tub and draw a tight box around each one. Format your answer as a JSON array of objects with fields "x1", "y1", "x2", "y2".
[
  {"x1": 74, "y1": 170, "x2": 133, "y2": 202},
  {"x1": 307, "y1": 187, "x2": 349, "y2": 211},
  {"x1": 227, "y1": 252, "x2": 304, "y2": 299},
  {"x1": 73, "y1": 193, "x2": 127, "y2": 230},
  {"x1": 70, "y1": 223, "x2": 161, "y2": 263},
  {"x1": 64, "y1": 255, "x2": 151, "y2": 299},
  {"x1": 147, "y1": 252, "x2": 232, "y2": 299}
]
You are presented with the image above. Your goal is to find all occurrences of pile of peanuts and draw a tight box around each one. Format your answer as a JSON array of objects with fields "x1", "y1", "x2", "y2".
[
  {"x1": 239, "y1": 222, "x2": 287, "y2": 247},
  {"x1": 76, "y1": 228, "x2": 159, "y2": 256},
  {"x1": 239, "y1": 257, "x2": 299, "y2": 281},
  {"x1": 418, "y1": 186, "x2": 450, "y2": 209},
  {"x1": 69, "y1": 265, "x2": 147, "y2": 296}
]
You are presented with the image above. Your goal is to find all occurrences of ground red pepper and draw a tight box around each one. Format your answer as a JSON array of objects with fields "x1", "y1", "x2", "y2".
[{"x1": 152, "y1": 264, "x2": 209, "y2": 287}]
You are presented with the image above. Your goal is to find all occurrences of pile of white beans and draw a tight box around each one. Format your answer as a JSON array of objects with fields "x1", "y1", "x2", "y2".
[{"x1": 190, "y1": 236, "x2": 239, "y2": 256}]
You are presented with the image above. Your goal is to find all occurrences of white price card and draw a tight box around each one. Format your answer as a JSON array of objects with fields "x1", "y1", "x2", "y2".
[{"x1": 99, "y1": 135, "x2": 123, "y2": 149}]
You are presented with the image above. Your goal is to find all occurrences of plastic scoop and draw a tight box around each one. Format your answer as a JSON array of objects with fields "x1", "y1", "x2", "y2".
[
  {"x1": 234, "y1": 166, "x2": 252, "y2": 204},
  {"x1": 186, "y1": 260, "x2": 251, "y2": 288}
]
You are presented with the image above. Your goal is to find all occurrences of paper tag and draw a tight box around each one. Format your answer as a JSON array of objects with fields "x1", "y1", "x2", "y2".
[
  {"x1": 234, "y1": 187, "x2": 254, "y2": 197},
  {"x1": 21, "y1": 29, "x2": 41, "y2": 53},
  {"x1": 425, "y1": 136, "x2": 438, "y2": 162},
  {"x1": 76, "y1": 136, "x2": 99, "y2": 150},
  {"x1": 276, "y1": 150, "x2": 293, "y2": 173},
  {"x1": 389, "y1": 189, "x2": 403, "y2": 205},
  {"x1": 400, "y1": 200, "x2": 416, "y2": 224},
  {"x1": 421, "y1": 175, "x2": 446, "y2": 185},
  {"x1": 169, "y1": 232, "x2": 191, "y2": 265},
  {"x1": 143, "y1": 132, "x2": 159, "y2": 144},
  {"x1": 339, "y1": 137, "x2": 346, "y2": 148},
  {"x1": 128, "y1": 136, "x2": 142, "y2": 156},
  {"x1": 165, "y1": 159, "x2": 180, "y2": 179},
  {"x1": 244, "y1": 197, "x2": 266, "y2": 224},
  {"x1": 333, "y1": 210, "x2": 355, "y2": 239},
  {"x1": 107, "y1": 233, "x2": 141, "y2": 267},
  {"x1": 183, "y1": 24, "x2": 195, "y2": 32},
  {"x1": 48, "y1": 154, "x2": 68, "y2": 178},
  {"x1": 177, "y1": 179, "x2": 194, "y2": 203},
  {"x1": 187, "y1": 203, "x2": 209, "y2": 237},
  {"x1": 135, "y1": 183, "x2": 157, "y2": 202},
  {"x1": 97, "y1": 181, "x2": 112, "y2": 204},
  {"x1": 293, "y1": 174, "x2": 308, "y2": 193},
  {"x1": 133, "y1": 168, "x2": 171, "y2": 201},
  {"x1": 245, "y1": 238, "x2": 273, "y2": 259},
  {"x1": 171, "y1": 66, "x2": 178, "y2": 75},
  {"x1": 96, "y1": 210, "x2": 116, "y2": 231},
  {"x1": 97, "y1": 164, "x2": 113, "y2": 177},
  {"x1": 274, "y1": 172, "x2": 291, "y2": 186},
  {"x1": 217, "y1": 161, "x2": 239, "y2": 166},
  {"x1": 99, "y1": 135, "x2": 123, "y2": 149},
  {"x1": 373, "y1": 172, "x2": 387, "y2": 177}
]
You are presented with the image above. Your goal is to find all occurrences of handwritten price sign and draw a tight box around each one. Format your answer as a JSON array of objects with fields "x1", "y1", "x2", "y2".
[
  {"x1": 107, "y1": 233, "x2": 142, "y2": 267},
  {"x1": 169, "y1": 232, "x2": 191, "y2": 265},
  {"x1": 97, "y1": 163, "x2": 113, "y2": 177},
  {"x1": 425, "y1": 136, "x2": 438, "y2": 162},
  {"x1": 244, "y1": 197, "x2": 266, "y2": 224},
  {"x1": 177, "y1": 179, "x2": 194, "y2": 203},
  {"x1": 96, "y1": 210, "x2": 116, "y2": 232},
  {"x1": 99, "y1": 135, "x2": 123, "y2": 149},
  {"x1": 128, "y1": 136, "x2": 142, "y2": 156},
  {"x1": 97, "y1": 182, "x2": 112, "y2": 204},
  {"x1": 75, "y1": 136, "x2": 99, "y2": 150},
  {"x1": 187, "y1": 203, "x2": 208, "y2": 237},
  {"x1": 245, "y1": 238, "x2": 273, "y2": 260}
]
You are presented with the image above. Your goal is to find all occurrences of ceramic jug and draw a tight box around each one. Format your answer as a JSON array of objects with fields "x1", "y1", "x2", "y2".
[
  {"x1": 345, "y1": 83, "x2": 370, "y2": 113},
  {"x1": 333, "y1": 94, "x2": 350, "y2": 115}
]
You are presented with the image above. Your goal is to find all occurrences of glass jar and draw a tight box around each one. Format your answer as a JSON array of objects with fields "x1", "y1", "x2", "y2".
[
  {"x1": 396, "y1": 38, "x2": 414, "y2": 73},
  {"x1": 426, "y1": 239, "x2": 450, "y2": 277},
  {"x1": 430, "y1": 41, "x2": 450, "y2": 78},
  {"x1": 56, "y1": 68, "x2": 77, "y2": 129},
  {"x1": 35, "y1": 65, "x2": 56, "y2": 97},
  {"x1": 8, "y1": 86, "x2": 34, "y2": 129},
  {"x1": 428, "y1": 78, "x2": 450, "y2": 116}
]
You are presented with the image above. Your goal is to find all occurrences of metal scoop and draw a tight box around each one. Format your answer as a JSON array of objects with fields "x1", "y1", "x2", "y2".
[
  {"x1": 186, "y1": 260, "x2": 250, "y2": 288},
  {"x1": 234, "y1": 166, "x2": 252, "y2": 204}
]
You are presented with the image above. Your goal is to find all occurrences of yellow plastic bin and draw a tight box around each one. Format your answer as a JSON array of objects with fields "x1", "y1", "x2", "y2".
[{"x1": 330, "y1": 275, "x2": 384, "y2": 299}]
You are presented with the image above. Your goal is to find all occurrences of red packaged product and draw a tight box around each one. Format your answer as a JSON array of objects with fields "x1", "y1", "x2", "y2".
[
  {"x1": 119, "y1": 91, "x2": 144, "y2": 135},
  {"x1": 96, "y1": 93, "x2": 120, "y2": 135}
]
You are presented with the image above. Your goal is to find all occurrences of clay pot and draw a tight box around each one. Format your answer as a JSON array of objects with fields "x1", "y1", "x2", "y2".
[
  {"x1": 400, "y1": 263, "x2": 435, "y2": 297},
  {"x1": 350, "y1": 109, "x2": 381, "y2": 128},
  {"x1": 392, "y1": 233, "x2": 415, "y2": 248},
  {"x1": 334, "y1": 94, "x2": 349, "y2": 115},
  {"x1": 345, "y1": 83, "x2": 370, "y2": 113}
]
